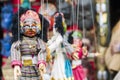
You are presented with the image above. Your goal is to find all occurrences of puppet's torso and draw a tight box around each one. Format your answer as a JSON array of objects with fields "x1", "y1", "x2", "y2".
[{"x1": 11, "y1": 36, "x2": 46, "y2": 79}]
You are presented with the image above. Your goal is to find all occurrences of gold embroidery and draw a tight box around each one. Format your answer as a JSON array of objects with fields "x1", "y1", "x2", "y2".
[
  {"x1": 50, "y1": 77, "x2": 74, "y2": 80},
  {"x1": 23, "y1": 59, "x2": 32, "y2": 66},
  {"x1": 46, "y1": 47, "x2": 52, "y2": 62}
]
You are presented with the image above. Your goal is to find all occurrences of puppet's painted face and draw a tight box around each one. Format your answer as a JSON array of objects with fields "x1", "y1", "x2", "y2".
[
  {"x1": 20, "y1": 10, "x2": 41, "y2": 37},
  {"x1": 22, "y1": 19, "x2": 38, "y2": 37},
  {"x1": 73, "y1": 38, "x2": 82, "y2": 47}
]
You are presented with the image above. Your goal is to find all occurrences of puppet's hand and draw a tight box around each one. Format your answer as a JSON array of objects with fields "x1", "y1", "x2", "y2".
[
  {"x1": 82, "y1": 46, "x2": 88, "y2": 56},
  {"x1": 14, "y1": 66, "x2": 21, "y2": 80},
  {"x1": 72, "y1": 44, "x2": 77, "y2": 48},
  {"x1": 39, "y1": 63, "x2": 46, "y2": 75},
  {"x1": 72, "y1": 52, "x2": 79, "y2": 60},
  {"x1": 39, "y1": 63, "x2": 46, "y2": 80},
  {"x1": 95, "y1": 52, "x2": 102, "y2": 57}
]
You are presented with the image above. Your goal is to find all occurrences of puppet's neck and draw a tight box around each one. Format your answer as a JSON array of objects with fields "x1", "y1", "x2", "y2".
[{"x1": 22, "y1": 36, "x2": 37, "y2": 41}]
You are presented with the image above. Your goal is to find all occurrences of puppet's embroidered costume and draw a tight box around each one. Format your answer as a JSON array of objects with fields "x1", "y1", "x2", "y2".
[
  {"x1": 10, "y1": 8, "x2": 49, "y2": 80},
  {"x1": 72, "y1": 31, "x2": 87, "y2": 80},
  {"x1": 47, "y1": 13, "x2": 73, "y2": 80}
]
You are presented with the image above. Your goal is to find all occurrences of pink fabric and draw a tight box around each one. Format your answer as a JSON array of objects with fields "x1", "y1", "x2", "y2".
[
  {"x1": 37, "y1": 60, "x2": 46, "y2": 67},
  {"x1": 20, "y1": 10, "x2": 40, "y2": 23},
  {"x1": 72, "y1": 49, "x2": 86, "y2": 80},
  {"x1": 72, "y1": 48, "x2": 83, "y2": 60},
  {"x1": 72, "y1": 65, "x2": 86, "y2": 80},
  {"x1": 11, "y1": 60, "x2": 22, "y2": 68},
  {"x1": 78, "y1": 48, "x2": 83, "y2": 59}
]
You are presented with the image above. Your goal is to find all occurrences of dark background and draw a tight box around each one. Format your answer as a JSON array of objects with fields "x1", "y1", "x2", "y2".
[{"x1": 110, "y1": 0, "x2": 120, "y2": 29}]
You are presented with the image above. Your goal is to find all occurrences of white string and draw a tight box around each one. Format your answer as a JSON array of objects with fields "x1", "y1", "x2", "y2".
[
  {"x1": 90, "y1": 0, "x2": 95, "y2": 27},
  {"x1": 82, "y1": 0, "x2": 85, "y2": 38},
  {"x1": 18, "y1": 0, "x2": 20, "y2": 40},
  {"x1": 76, "y1": 0, "x2": 79, "y2": 30},
  {"x1": 41, "y1": 0, "x2": 44, "y2": 40},
  {"x1": 30, "y1": 0, "x2": 31, "y2": 9},
  {"x1": 90, "y1": 0, "x2": 98, "y2": 52},
  {"x1": 46, "y1": 0, "x2": 50, "y2": 39},
  {"x1": 59, "y1": 0, "x2": 61, "y2": 12},
  {"x1": 46, "y1": 0, "x2": 48, "y2": 11},
  {"x1": 71, "y1": 0, "x2": 75, "y2": 30}
]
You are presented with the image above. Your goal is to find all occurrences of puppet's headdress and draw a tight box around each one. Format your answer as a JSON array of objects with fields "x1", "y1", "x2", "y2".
[
  {"x1": 20, "y1": 10, "x2": 41, "y2": 30},
  {"x1": 72, "y1": 31, "x2": 82, "y2": 39}
]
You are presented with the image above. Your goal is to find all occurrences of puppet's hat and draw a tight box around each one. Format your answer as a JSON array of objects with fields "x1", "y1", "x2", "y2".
[
  {"x1": 20, "y1": 10, "x2": 41, "y2": 30},
  {"x1": 72, "y1": 30, "x2": 82, "y2": 39}
]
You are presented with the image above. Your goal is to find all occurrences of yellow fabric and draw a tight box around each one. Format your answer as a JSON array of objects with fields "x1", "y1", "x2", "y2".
[
  {"x1": 23, "y1": 59, "x2": 32, "y2": 66},
  {"x1": 46, "y1": 47, "x2": 52, "y2": 62}
]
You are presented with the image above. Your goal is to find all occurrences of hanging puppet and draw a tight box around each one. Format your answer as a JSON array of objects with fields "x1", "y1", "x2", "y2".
[
  {"x1": 71, "y1": 31, "x2": 88, "y2": 80},
  {"x1": 47, "y1": 13, "x2": 73, "y2": 80},
  {"x1": 10, "y1": 7, "x2": 49, "y2": 80}
]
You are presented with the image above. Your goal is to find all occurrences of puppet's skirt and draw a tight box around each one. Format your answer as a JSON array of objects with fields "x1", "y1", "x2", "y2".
[
  {"x1": 72, "y1": 65, "x2": 86, "y2": 80},
  {"x1": 51, "y1": 53, "x2": 73, "y2": 80}
]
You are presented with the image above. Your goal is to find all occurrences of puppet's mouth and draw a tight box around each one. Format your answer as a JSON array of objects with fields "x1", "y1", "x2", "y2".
[
  {"x1": 28, "y1": 31, "x2": 35, "y2": 34},
  {"x1": 25, "y1": 30, "x2": 36, "y2": 37}
]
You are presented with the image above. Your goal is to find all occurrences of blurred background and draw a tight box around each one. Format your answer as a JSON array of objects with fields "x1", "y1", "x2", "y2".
[{"x1": 0, "y1": 0, "x2": 120, "y2": 80}]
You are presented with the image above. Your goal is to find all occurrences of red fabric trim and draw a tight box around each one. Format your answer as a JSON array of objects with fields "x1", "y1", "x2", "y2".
[
  {"x1": 37, "y1": 60, "x2": 46, "y2": 67},
  {"x1": 11, "y1": 60, "x2": 22, "y2": 68}
]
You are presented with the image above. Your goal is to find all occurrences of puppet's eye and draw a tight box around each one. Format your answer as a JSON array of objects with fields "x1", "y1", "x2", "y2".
[
  {"x1": 31, "y1": 26, "x2": 36, "y2": 29},
  {"x1": 23, "y1": 25, "x2": 30, "y2": 29}
]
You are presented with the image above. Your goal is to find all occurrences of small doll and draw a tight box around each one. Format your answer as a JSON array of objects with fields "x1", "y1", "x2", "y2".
[
  {"x1": 71, "y1": 30, "x2": 88, "y2": 80},
  {"x1": 10, "y1": 8, "x2": 49, "y2": 80},
  {"x1": 47, "y1": 13, "x2": 73, "y2": 80}
]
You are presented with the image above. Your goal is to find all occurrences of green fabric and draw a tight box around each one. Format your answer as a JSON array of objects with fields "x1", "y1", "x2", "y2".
[
  {"x1": 72, "y1": 31, "x2": 82, "y2": 39},
  {"x1": 21, "y1": 0, "x2": 31, "y2": 9},
  {"x1": 62, "y1": 21, "x2": 67, "y2": 32}
]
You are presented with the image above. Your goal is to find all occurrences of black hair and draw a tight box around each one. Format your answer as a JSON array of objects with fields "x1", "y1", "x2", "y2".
[
  {"x1": 54, "y1": 13, "x2": 65, "y2": 36},
  {"x1": 68, "y1": 31, "x2": 73, "y2": 44}
]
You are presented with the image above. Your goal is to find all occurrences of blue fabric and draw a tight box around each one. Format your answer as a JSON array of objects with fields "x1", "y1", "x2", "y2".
[
  {"x1": 1, "y1": 34, "x2": 11, "y2": 57},
  {"x1": 1, "y1": 3, "x2": 13, "y2": 30},
  {"x1": 65, "y1": 59, "x2": 73, "y2": 78}
]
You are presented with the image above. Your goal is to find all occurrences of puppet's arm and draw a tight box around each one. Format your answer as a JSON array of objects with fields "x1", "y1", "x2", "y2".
[
  {"x1": 82, "y1": 46, "x2": 88, "y2": 57},
  {"x1": 63, "y1": 38, "x2": 74, "y2": 59},
  {"x1": 37, "y1": 39, "x2": 48, "y2": 76},
  {"x1": 11, "y1": 41, "x2": 22, "y2": 67},
  {"x1": 47, "y1": 35, "x2": 58, "y2": 46},
  {"x1": 11, "y1": 41, "x2": 21, "y2": 80},
  {"x1": 48, "y1": 34, "x2": 63, "y2": 53}
]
